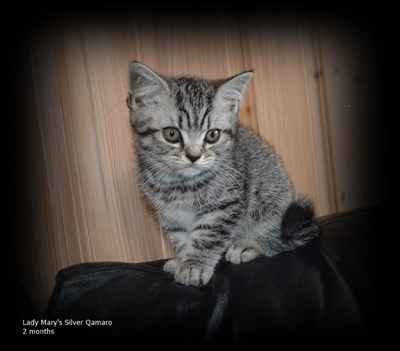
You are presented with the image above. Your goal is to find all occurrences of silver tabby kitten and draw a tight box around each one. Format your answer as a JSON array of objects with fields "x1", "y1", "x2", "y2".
[{"x1": 128, "y1": 61, "x2": 319, "y2": 287}]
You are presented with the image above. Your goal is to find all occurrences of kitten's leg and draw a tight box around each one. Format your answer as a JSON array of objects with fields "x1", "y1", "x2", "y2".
[
  {"x1": 173, "y1": 225, "x2": 231, "y2": 287},
  {"x1": 225, "y1": 239, "x2": 264, "y2": 264},
  {"x1": 225, "y1": 214, "x2": 282, "y2": 264},
  {"x1": 225, "y1": 196, "x2": 318, "y2": 264},
  {"x1": 162, "y1": 229, "x2": 187, "y2": 274}
]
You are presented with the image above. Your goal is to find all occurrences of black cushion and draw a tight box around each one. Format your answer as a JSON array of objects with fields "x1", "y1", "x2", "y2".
[{"x1": 44, "y1": 207, "x2": 387, "y2": 344}]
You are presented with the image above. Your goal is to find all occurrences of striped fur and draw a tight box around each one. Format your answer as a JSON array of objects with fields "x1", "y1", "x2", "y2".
[{"x1": 128, "y1": 61, "x2": 319, "y2": 287}]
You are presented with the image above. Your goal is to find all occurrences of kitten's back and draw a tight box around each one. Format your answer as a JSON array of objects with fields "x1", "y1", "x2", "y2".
[{"x1": 236, "y1": 125, "x2": 292, "y2": 195}]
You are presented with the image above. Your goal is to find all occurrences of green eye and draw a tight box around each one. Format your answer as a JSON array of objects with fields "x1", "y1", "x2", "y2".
[
  {"x1": 204, "y1": 129, "x2": 221, "y2": 144},
  {"x1": 163, "y1": 127, "x2": 181, "y2": 143}
]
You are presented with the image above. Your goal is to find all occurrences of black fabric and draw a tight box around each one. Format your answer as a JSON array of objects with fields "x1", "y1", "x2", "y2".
[
  {"x1": 9, "y1": 282, "x2": 37, "y2": 336},
  {"x1": 44, "y1": 207, "x2": 387, "y2": 344}
]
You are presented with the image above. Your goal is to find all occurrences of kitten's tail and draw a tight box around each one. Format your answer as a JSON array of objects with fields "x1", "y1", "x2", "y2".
[{"x1": 280, "y1": 195, "x2": 320, "y2": 248}]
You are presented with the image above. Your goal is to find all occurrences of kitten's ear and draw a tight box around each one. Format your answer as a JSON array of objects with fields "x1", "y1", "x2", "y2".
[
  {"x1": 215, "y1": 71, "x2": 253, "y2": 113},
  {"x1": 128, "y1": 61, "x2": 170, "y2": 110}
]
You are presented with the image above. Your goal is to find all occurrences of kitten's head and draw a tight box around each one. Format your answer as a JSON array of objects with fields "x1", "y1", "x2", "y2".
[{"x1": 128, "y1": 61, "x2": 252, "y2": 177}]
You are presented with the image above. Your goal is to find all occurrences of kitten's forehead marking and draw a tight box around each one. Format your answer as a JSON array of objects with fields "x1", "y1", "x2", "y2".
[{"x1": 173, "y1": 78, "x2": 215, "y2": 130}]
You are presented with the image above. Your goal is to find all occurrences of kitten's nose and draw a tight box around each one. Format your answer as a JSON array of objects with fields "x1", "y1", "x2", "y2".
[
  {"x1": 186, "y1": 154, "x2": 201, "y2": 163},
  {"x1": 185, "y1": 145, "x2": 202, "y2": 163}
]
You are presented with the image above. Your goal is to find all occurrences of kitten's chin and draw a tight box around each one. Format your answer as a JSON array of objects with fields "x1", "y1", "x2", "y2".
[{"x1": 178, "y1": 166, "x2": 203, "y2": 177}]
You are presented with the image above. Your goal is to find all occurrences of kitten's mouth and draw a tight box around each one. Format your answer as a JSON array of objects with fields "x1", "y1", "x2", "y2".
[{"x1": 178, "y1": 165, "x2": 203, "y2": 177}]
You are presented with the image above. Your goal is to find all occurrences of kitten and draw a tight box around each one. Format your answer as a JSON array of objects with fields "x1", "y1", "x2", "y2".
[{"x1": 128, "y1": 61, "x2": 319, "y2": 287}]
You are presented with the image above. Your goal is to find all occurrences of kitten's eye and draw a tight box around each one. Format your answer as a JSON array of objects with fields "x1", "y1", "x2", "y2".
[
  {"x1": 163, "y1": 127, "x2": 182, "y2": 143},
  {"x1": 204, "y1": 129, "x2": 221, "y2": 144}
]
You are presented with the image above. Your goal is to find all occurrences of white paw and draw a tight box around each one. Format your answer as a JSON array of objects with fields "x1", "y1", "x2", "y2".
[
  {"x1": 163, "y1": 259, "x2": 178, "y2": 274},
  {"x1": 226, "y1": 243, "x2": 263, "y2": 264},
  {"x1": 174, "y1": 263, "x2": 214, "y2": 287}
]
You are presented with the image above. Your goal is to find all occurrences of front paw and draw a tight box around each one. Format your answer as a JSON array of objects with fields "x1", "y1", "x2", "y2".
[
  {"x1": 226, "y1": 241, "x2": 263, "y2": 264},
  {"x1": 163, "y1": 259, "x2": 178, "y2": 274},
  {"x1": 174, "y1": 262, "x2": 214, "y2": 287}
]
